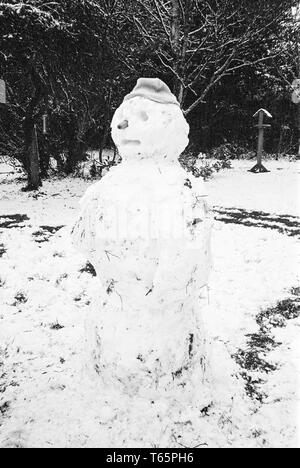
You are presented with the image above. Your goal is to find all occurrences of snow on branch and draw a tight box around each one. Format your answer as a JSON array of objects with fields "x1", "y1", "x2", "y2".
[{"x1": 0, "y1": 2, "x2": 66, "y2": 29}]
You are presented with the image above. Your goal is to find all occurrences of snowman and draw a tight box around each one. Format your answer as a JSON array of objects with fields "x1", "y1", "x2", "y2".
[{"x1": 72, "y1": 78, "x2": 212, "y2": 409}]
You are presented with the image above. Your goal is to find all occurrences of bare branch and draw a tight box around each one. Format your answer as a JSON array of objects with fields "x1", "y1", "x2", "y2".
[
  {"x1": 156, "y1": 50, "x2": 185, "y2": 88},
  {"x1": 188, "y1": 23, "x2": 208, "y2": 37},
  {"x1": 177, "y1": 0, "x2": 185, "y2": 19},
  {"x1": 152, "y1": 0, "x2": 173, "y2": 49},
  {"x1": 136, "y1": 0, "x2": 161, "y2": 23},
  {"x1": 133, "y1": 16, "x2": 155, "y2": 44},
  {"x1": 184, "y1": 46, "x2": 238, "y2": 115},
  {"x1": 225, "y1": 53, "x2": 282, "y2": 74}
]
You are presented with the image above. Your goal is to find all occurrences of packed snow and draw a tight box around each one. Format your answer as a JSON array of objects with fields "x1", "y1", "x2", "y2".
[
  {"x1": 71, "y1": 95, "x2": 213, "y2": 408},
  {"x1": 0, "y1": 159, "x2": 299, "y2": 448}
]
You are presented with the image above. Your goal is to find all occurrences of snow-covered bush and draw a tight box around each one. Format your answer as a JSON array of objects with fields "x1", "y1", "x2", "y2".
[
  {"x1": 210, "y1": 143, "x2": 249, "y2": 160},
  {"x1": 180, "y1": 152, "x2": 232, "y2": 180}
]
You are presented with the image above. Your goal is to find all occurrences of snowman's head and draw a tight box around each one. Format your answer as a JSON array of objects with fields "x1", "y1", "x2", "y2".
[{"x1": 111, "y1": 79, "x2": 189, "y2": 162}]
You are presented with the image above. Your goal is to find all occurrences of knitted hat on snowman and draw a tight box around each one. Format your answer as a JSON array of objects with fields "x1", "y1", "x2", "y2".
[{"x1": 124, "y1": 78, "x2": 180, "y2": 107}]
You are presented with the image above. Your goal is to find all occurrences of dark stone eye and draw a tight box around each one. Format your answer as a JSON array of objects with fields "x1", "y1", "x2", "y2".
[
  {"x1": 117, "y1": 120, "x2": 129, "y2": 130},
  {"x1": 184, "y1": 179, "x2": 192, "y2": 189}
]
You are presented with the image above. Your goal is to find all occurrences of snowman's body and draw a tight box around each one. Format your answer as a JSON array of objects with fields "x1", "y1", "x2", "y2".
[{"x1": 72, "y1": 84, "x2": 212, "y2": 407}]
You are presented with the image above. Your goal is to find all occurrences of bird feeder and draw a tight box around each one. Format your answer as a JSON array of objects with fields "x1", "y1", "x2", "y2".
[{"x1": 250, "y1": 108, "x2": 272, "y2": 173}]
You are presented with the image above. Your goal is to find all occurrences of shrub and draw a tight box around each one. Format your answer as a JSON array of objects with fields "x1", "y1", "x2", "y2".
[
  {"x1": 209, "y1": 143, "x2": 250, "y2": 160},
  {"x1": 180, "y1": 152, "x2": 232, "y2": 180}
]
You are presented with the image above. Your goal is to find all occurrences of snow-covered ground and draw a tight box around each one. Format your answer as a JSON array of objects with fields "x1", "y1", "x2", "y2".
[{"x1": 0, "y1": 159, "x2": 299, "y2": 448}]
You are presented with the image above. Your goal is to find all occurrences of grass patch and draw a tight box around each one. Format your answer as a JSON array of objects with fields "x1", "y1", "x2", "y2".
[
  {"x1": 79, "y1": 262, "x2": 97, "y2": 277},
  {"x1": 0, "y1": 244, "x2": 6, "y2": 257},
  {"x1": 214, "y1": 207, "x2": 300, "y2": 237},
  {"x1": 0, "y1": 401, "x2": 10, "y2": 416},
  {"x1": 257, "y1": 298, "x2": 300, "y2": 331},
  {"x1": 234, "y1": 349, "x2": 277, "y2": 374},
  {"x1": 32, "y1": 225, "x2": 65, "y2": 243},
  {"x1": 240, "y1": 372, "x2": 267, "y2": 403},
  {"x1": 234, "y1": 288, "x2": 300, "y2": 403},
  {"x1": 50, "y1": 322, "x2": 65, "y2": 331},
  {"x1": 13, "y1": 292, "x2": 28, "y2": 305},
  {"x1": 0, "y1": 214, "x2": 29, "y2": 229}
]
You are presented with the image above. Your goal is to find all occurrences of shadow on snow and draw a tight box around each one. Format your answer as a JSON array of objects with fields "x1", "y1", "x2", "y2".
[{"x1": 214, "y1": 207, "x2": 300, "y2": 237}]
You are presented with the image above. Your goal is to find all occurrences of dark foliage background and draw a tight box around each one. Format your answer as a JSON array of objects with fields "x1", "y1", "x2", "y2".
[{"x1": 0, "y1": 0, "x2": 299, "y2": 184}]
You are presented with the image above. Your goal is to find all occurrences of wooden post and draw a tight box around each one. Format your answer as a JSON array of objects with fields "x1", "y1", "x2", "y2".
[
  {"x1": 249, "y1": 108, "x2": 272, "y2": 173},
  {"x1": 256, "y1": 111, "x2": 264, "y2": 167}
]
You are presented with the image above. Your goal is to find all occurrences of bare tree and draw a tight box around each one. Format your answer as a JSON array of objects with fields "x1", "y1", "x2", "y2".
[
  {"x1": 133, "y1": 0, "x2": 293, "y2": 115},
  {"x1": 291, "y1": 3, "x2": 300, "y2": 156},
  {"x1": 267, "y1": 2, "x2": 300, "y2": 156}
]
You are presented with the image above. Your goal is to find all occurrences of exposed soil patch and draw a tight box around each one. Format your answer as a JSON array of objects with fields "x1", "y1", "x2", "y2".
[
  {"x1": 257, "y1": 298, "x2": 300, "y2": 330},
  {"x1": 0, "y1": 244, "x2": 6, "y2": 257},
  {"x1": 0, "y1": 401, "x2": 10, "y2": 417},
  {"x1": 50, "y1": 322, "x2": 65, "y2": 331},
  {"x1": 13, "y1": 292, "x2": 28, "y2": 306},
  {"x1": 79, "y1": 262, "x2": 97, "y2": 277},
  {"x1": 32, "y1": 225, "x2": 65, "y2": 243},
  {"x1": 0, "y1": 346, "x2": 11, "y2": 425},
  {"x1": 214, "y1": 207, "x2": 300, "y2": 237},
  {"x1": 0, "y1": 214, "x2": 29, "y2": 229},
  {"x1": 234, "y1": 288, "x2": 300, "y2": 402},
  {"x1": 40, "y1": 225, "x2": 65, "y2": 234}
]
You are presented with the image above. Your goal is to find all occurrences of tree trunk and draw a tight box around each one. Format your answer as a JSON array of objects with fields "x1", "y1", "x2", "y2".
[
  {"x1": 294, "y1": 5, "x2": 300, "y2": 158},
  {"x1": 23, "y1": 125, "x2": 41, "y2": 191},
  {"x1": 65, "y1": 116, "x2": 87, "y2": 174},
  {"x1": 66, "y1": 139, "x2": 86, "y2": 175},
  {"x1": 171, "y1": 0, "x2": 184, "y2": 105},
  {"x1": 29, "y1": 125, "x2": 41, "y2": 189},
  {"x1": 22, "y1": 61, "x2": 45, "y2": 188},
  {"x1": 99, "y1": 87, "x2": 113, "y2": 163},
  {"x1": 66, "y1": 138, "x2": 77, "y2": 174},
  {"x1": 40, "y1": 153, "x2": 50, "y2": 178},
  {"x1": 23, "y1": 114, "x2": 34, "y2": 175},
  {"x1": 23, "y1": 109, "x2": 42, "y2": 190},
  {"x1": 39, "y1": 137, "x2": 50, "y2": 178},
  {"x1": 297, "y1": 103, "x2": 300, "y2": 158},
  {"x1": 99, "y1": 122, "x2": 110, "y2": 164}
]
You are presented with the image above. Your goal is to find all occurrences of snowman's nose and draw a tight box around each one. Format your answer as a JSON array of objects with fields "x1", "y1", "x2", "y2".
[{"x1": 117, "y1": 119, "x2": 129, "y2": 130}]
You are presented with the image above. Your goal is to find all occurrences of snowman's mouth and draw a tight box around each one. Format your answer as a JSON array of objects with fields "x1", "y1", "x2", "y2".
[{"x1": 122, "y1": 139, "x2": 141, "y2": 146}]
